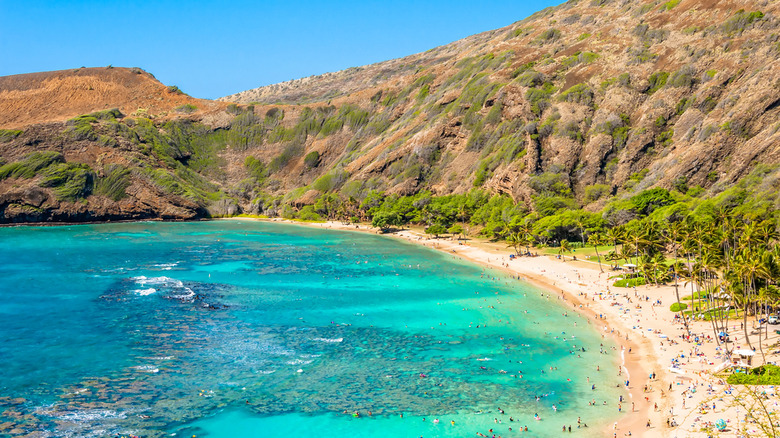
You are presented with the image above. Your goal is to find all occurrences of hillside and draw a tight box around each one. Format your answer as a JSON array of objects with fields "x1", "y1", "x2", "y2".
[
  {"x1": 1, "y1": 0, "x2": 780, "y2": 225},
  {"x1": 0, "y1": 67, "x2": 221, "y2": 128}
]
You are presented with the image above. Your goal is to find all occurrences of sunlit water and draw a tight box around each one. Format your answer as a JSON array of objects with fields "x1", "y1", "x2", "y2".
[{"x1": 0, "y1": 220, "x2": 625, "y2": 437}]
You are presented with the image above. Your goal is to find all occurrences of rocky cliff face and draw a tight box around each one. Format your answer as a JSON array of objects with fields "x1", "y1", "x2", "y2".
[{"x1": 2, "y1": 0, "x2": 780, "y2": 223}]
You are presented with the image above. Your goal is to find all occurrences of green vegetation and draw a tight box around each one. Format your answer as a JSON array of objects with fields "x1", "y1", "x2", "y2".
[
  {"x1": 174, "y1": 104, "x2": 198, "y2": 114},
  {"x1": 727, "y1": 365, "x2": 780, "y2": 385},
  {"x1": 558, "y1": 83, "x2": 594, "y2": 106},
  {"x1": 0, "y1": 129, "x2": 23, "y2": 142},
  {"x1": 94, "y1": 165, "x2": 132, "y2": 201},
  {"x1": 0, "y1": 151, "x2": 64, "y2": 180},
  {"x1": 39, "y1": 162, "x2": 94, "y2": 201},
  {"x1": 614, "y1": 277, "x2": 647, "y2": 287},
  {"x1": 535, "y1": 28, "x2": 562, "y2": 44},
  {"x1": 561, "y1": 52, "x2": 599, "y2": 68},
  {"x1": 526, "y1": 82, "x2": 557, "y2": 116},
  {"x1": 304, "y1": 151, "x2": 320, "y2": 169},
  {"x1": 721, "y1": 10, "x2": 765, "y2": 34},
  {"x1": 662, "y1": 0, "x2": 681, "y2": 10},
  {"x1": 646, "y1": 72, "x2": 669, "y2": 94},
  {"x1": 670, "y1": 302, "x2": 688, "y2": 312}
]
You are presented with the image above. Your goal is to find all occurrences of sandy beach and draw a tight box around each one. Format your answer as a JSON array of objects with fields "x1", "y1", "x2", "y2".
[{"x1": 229, "y1": 218, "x2": 780, "y2": 437}]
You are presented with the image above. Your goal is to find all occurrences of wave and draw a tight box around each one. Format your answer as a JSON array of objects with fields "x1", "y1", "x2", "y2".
[
  {"x1": 311, "y1": 337, "x2": 343, "y2": 343},
  {"x1": 133, "y1": 288, "x2": 156, "y2": 296},
  {"x1": 133, "y1": 365, "x2": 160, "y2": 373},
  {"x1": 131, "y1": 276, "x2": 184, "y2": 288}
]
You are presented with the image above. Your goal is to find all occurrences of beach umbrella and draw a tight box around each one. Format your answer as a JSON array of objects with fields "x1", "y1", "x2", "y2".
[
  {"x1": 718, "y1": 331, "x2": 727, "y2": 337},
  {"x1": 716, "y1": 419, "x2": 727, "y2": 431}
]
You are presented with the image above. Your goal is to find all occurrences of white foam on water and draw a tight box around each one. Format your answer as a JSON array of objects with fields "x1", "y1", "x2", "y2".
[
  {"x1": 133, "y1": 365, "x2": 160, "y2": 373},
  {"x1": 36, "y1": 407, "x2": 127, "y2": 422},
  {"x1": 311, "y1": 337, "x2": 343, "y2": 343},
  {"x1": 286, "y1": 358, "x2": 313, "y2": 365},
  {"x1": 132, "y1": 276, "x2": 184, "y2": 288},
  {"x1": 153, "y1": 262, "x2": 179, "y2": 270},
  {"x1": 133, "y1": 288, "x2": 156, "y2": 296}
]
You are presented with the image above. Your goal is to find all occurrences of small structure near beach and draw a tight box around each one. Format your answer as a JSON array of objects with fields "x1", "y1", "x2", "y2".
[{"x1": 732, "y1": 349, "x2": 755, "y2": 367}]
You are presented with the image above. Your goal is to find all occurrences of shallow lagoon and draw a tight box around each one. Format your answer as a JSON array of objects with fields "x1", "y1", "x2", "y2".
[{"x1": 0, "y1": 221, "x2": 624, "y2": 437}]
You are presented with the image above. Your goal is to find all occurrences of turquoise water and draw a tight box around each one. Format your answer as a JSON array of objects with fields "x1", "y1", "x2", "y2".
[{"x1": 0, "y1": 220, "x2": 624, "y2": 437}]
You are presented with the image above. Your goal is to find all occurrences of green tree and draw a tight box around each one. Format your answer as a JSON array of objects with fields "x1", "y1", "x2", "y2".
[
  {"x1": 558, "y1": 239, "x2": 571, "y2": 261},
  {"x1": 588, "y1": 233, "x2": 606, "y2": 273}
]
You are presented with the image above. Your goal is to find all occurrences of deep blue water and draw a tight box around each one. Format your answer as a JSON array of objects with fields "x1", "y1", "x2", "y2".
[{"x1": 0, "y1": 220, "x2": 623, "y2": 437}]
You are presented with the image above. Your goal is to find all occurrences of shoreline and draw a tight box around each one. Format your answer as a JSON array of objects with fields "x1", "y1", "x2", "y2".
[
  {"x1": 228, "y1": 218, "x2": 663, "y2": 436},
  {"x1": 9, "y1": 216, "x2": 774, "y2": 435},
  {"x1": 230, "y1": 217, "x2": 780, "y2": 437}
]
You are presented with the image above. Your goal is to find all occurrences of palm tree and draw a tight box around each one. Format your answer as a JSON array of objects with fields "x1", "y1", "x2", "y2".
[
  {"x1": 605, "y1": 226, "x2": 624, "y2": 269},
  {"x1": 519, "y1": 221, "x2": 534, "y2": 255},
  {"x1": 664, "y1": 220, "x2": 691, "y2": 336},
  {"x1": 558, "y1": 239, "x2": 571, "y2": 262},
  {"x1": 506, "y1": 232, "x2": 522, "y2": 255},
  {"x1": 588, "y1": 233, "x2": 605, "y2": 273},
  {"x1": 647, "y1": 253, "x2": 667, "y2": 287}
]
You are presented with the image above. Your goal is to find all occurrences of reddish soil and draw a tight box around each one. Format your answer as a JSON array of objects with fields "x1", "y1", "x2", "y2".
[{"x1": 0, "y1": 67, "x2": 220, "y2": 129}]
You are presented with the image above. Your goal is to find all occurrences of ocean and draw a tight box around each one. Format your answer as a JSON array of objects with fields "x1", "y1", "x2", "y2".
[{"x1": 0, "y1": 220, "x2": 624, "y2": 437}]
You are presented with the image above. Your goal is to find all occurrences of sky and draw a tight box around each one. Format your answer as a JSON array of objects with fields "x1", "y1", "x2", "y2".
[{"x1": 0, "y1": 1, "x2": 563, "y2": 100}]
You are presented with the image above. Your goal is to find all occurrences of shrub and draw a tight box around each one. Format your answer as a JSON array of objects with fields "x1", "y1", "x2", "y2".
[
  {"x1": 95, "y1": 164, "x2": 131, "y2": 201},
  {"x1": 0, "y1": 151, "x2": 64, "y2": 180},
  {"x1": 339, "y1": 104, "x2": 370, "y2": 129},
  {"x1": 515, "y1": 70, "x2": 545, "y2": 87},
  {"x1": 628, "y1": 47, "x2": 658, "y2": 64},
  {"x1": 669, "y1": 302, "x2": 688, "y2": 312},
  {"x1": 614, "y1": 277, "x2": 647, "y2": 287},
  {"x1": 662, "y1": 0, "x2": 681, "y2": 10},
  {"x1": 65, "y1": 116, "x2": 99, "y2": 141},
  {"x1": 312, "y1": 169, "x2": 348, "y2": 192},
  {"x1": 698, "y1": 124, "x2": 719, "y2": 141},
  {"x1": 297, "y1": 205, "x2": 322, "y2": 221},
  {"x1": 561, "y1": 52, "x2": 599, "y2": 68},
  {"x1": 630, "y1": 188, "x2": 675, "y2": 215},
  {"x1": 560, "y1": 121, "x2": 584, "y2": 142},
  {"x1": 668, "y1": 66, "x2": 695, "y2": 88},
  {"x1": 484, "y1": 102, "x2": 503, "y2": 125},
  {"x1": 244, "y1": 156, "x2": 267, "y2": 181},
  {"x1": 269, "y1": 142, "x2": 304, "y2": 172},
  {"x1": 0, "y1": 129, "x2": 22, "y2": 142},
  {"x1": 585, "y1": 184, "x2": 611, "y2": 202},
  {"x1": 304, "y1": 151, "x2": 320, "y2": 169},
  {"x1": 167, "y1": 85, "x2": 183, "y2": 94},
  {"x1": 526, "y1": 83, "x2": 556, "y2": 116},
  {"x1": 174, "y1": 104, "x2": 197, "y2": 114},
  {"x1": 39, "y1": 162, "x2": 94, "y2": 201},
  {"x1": 726, "y1": 365, "x2": 780, "y2": 385},
  {"x1": 534, "y1": 195, "x2": 577, "y2": 216},
  {"x1": 529, "y1": 172, "x2": 570, "y2": 196},
  {"x1": 721, "y1": 10, "x2": 764, "y2": 34},
  {"x1": 535, "y1": 28, "x2": 562, "y2": 44},
  {"x1": 646, "y1": 72, "x2": 669, "y2": 94},
  {"x1": 559, "y1": 83, "x2": 594, "y2": 106},
  {"x1": 510, "y1": 62, "x2": 537, "y2": 79},
  {"x1": 319, "y1": 117, "x2": 344, "y2": 136},
  {"x1": 657, "y1": 129, "x2": 674, "y2": 146}
]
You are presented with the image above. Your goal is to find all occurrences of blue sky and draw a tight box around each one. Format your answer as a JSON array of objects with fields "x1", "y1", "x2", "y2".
[{"x1": 0, "y1": 1, "x2": 562, "y2": 99}]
